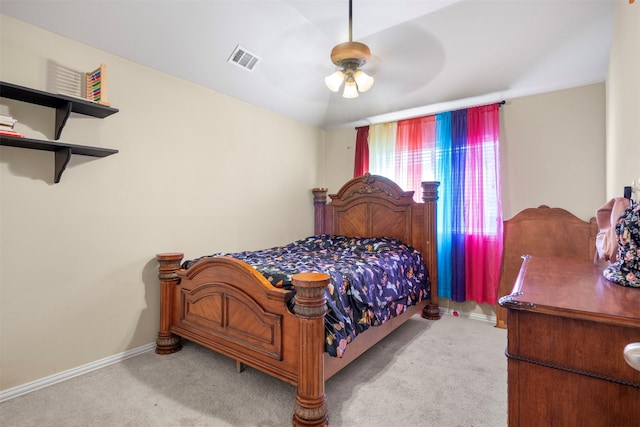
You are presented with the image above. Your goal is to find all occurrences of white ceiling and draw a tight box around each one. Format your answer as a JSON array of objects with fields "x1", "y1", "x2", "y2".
[{"x1": 0, "y1": 0, "x2": 615, "y2": 129}]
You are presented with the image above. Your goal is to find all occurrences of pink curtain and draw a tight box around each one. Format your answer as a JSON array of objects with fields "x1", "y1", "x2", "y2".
[
  {"x1": 354, "y1": 126, "x2": 369, "y2": 177},
  {"x1": 395, "y1": 116, "x2": 435, "y2": 201},
  {"x1": 463, "y1": 104, "x2": 503, "y2": 304}
]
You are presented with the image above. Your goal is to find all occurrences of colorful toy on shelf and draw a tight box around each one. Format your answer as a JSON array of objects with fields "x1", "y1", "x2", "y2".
[{"x1": 85, "y1": 64, "x2": 109, "y2": 106}]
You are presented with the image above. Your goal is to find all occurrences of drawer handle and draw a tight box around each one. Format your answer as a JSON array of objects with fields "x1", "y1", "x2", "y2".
[{"x1": 624, "y1": 343, "x2": 640, "y2": 372}]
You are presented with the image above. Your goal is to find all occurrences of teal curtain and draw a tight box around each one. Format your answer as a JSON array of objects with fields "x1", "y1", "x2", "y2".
[{"x1": 435, "y1": 112, "x2": 452, "y2": 299}]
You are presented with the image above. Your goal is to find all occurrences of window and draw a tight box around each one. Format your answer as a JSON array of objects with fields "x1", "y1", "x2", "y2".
[{"x1": 360, "y1": 104, "x2": 503, "y2": 304}]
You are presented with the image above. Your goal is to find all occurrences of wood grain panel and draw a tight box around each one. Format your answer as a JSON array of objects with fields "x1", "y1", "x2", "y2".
[{"x1": 496, "y1": 205, "x2": 597, "y2": 329}]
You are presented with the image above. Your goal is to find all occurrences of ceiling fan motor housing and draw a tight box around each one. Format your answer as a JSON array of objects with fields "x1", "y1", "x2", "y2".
[{"x1": 330, "y1": 41, "x2": 371, "y2": 68}]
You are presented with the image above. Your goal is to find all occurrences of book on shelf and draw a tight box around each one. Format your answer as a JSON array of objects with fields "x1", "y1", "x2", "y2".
[
  {"x1": 0, "y1": 128, "x2": 24, "y2": 138},
  {"x1": 0, "y1": 114, "x2": 23, "y2": 137},
  {"x1": 0, "y1": 114, "x2": 17, "y2": 128}
]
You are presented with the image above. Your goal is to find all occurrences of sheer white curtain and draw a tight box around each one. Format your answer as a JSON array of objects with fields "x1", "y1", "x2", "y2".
[{"x1": 367, "y1": 122, "x2": 397, "y2": 178}]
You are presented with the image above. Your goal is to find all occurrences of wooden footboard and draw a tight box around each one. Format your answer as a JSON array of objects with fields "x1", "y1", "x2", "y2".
[{"x1": 156, "y1": 253, "x2": 331, "y2": 426}]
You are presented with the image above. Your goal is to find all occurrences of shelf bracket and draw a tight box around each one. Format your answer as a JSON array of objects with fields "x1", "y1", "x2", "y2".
[
  {"x1": 54, "y1": 148, "x2": 72, "y2": 183},
  {"x1": 54, "y1": 101, "x2": 72, "y2": 140}
]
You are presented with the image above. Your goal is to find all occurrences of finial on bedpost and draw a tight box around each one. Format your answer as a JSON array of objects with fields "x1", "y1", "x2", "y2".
[
  {"x1": 155, "y1": 253, "x2": 184, "y2": 354},
  {"x1": 291, "y1": 272, "x2": 329, "y2": 427},
  {"x1": 312, "y1": 188, "x2": 328, "y2": 235},
  {"x1": 421, "y1": 182, "x2": 441, "y2": 320},
  {"x1": 421, "y1": 181, "x2": 439, "y2": 203}
]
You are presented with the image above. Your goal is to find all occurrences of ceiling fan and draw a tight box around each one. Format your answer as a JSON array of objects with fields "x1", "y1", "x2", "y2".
[{"x1": 325, "y1": 0, "x2": 374, "y2": 98}]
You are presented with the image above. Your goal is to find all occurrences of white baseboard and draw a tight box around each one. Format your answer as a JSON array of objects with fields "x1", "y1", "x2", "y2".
[
  {"x1": 438, "y1": 306, "x2": 497, "y2": 324},
  {"x1": 0, "y1": 342, "x2": 156, "y2": 403}
]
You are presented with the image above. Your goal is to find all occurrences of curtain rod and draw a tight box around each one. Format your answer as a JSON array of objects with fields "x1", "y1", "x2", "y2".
[{"x1": 354, "y1": 99, "x2": 507, "y2": 130}]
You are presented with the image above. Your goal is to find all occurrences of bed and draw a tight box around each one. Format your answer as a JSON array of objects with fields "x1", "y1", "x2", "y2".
[
  {"x1": 155, "y1": 173, "x2": 440, "y2": 426},
  {"x1": 495, "y1": 205, "x2": 597, "y2": 329}
]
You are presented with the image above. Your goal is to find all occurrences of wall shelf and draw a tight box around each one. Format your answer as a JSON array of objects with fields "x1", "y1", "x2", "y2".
[
  {"x1": 1, "y1": 81, "x2": 118, "y2": 139},
  {"x1": 0, "y1": 135, "x2": 118, "y2": 183},
  {"x1": 0, "y1": 81, "x2": 119, "y2": 183}
]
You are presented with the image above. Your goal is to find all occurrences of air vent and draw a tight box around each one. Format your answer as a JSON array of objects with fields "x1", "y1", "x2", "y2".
[{"x1": 228, "y1": 45, "x2": 261, "y2": 72}]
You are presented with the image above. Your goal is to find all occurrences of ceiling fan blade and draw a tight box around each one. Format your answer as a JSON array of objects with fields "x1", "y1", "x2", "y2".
[{"x1": 362, "y1": 22, "x2": 444, "y2": 97}]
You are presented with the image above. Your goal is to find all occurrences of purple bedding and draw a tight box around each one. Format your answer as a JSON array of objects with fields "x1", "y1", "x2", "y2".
[{"x1": 182, "y1": 235, "x2": 431, "y2": 357}]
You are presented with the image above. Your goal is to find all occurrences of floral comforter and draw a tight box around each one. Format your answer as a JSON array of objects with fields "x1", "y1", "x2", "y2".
[{"x1": 182, "y1": 235, "x2": 431, "y2": 357}]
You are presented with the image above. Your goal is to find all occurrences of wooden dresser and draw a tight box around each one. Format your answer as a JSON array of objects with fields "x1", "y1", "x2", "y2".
[{"x1": 499, "y1": 256, "x2": 640, "y2": 426}]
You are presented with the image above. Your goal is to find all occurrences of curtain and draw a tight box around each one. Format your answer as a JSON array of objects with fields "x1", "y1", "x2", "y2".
[
  {"x1": 463, "y1": 104, "x2": 503, "y2": 304},
  {"x1": 368, "y1": 122, "x2": 397, "y2": 177},
  {"x1": 354, "y1": 126, "x2": 369, "y2": 177},
  {"x1": 354, "y1": 103, "x2": 503, "y2": 305},
  {"x1": 396, "y1": 116, "x2": 435, "y2": 201},
  {"x1": 434, "y1": 112, "x2": 453, "y2": 300},
  {"x1": 450, "y1": 109, "x2": 468, "y2": 302}
]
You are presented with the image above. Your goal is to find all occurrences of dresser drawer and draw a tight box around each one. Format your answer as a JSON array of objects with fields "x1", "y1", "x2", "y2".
[{"x1": 508, "y1": 309, "x2": 640, "y2": 385}]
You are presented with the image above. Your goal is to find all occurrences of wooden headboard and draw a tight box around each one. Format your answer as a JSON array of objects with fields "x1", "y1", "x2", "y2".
[
  {"x1": 312, "y1": 173, "x2": 439, "y2": 317},
  {"x1": 495, "y1": 205, "x2": 598, "y2": 328}
]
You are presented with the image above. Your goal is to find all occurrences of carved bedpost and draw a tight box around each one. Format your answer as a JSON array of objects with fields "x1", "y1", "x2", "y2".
[
  {"x1": 312, "y1": 188, "x2": 328, "y2": 235},
  {"x1": 421, "y1": 181, "x2": 441, "y2": 320},
  {"x1": 155, "y1": 252, "x2": 184, "y2": 355},
  {"x1": 291, "y1": 272, "x2": 330, "y2": 427}
]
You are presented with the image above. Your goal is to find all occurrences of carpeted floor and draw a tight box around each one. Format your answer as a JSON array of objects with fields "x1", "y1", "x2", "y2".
[{"x1": 0, "y1": 314, "x2": 507, "y2": 427}]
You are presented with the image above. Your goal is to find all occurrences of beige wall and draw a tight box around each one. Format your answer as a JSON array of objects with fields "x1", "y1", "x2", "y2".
[
  {"x1": 606, "y1": 1, "x2": 640, "y2": 198},
  {"x1": 0, "y1": 15, "x2": 323, "y2": 391},
  {"x1": 500, "y1": 84, "x2": 606, "y2": 220},
  {"x1": 320, "y1": 127, "x2": 356, "y2": 192}
]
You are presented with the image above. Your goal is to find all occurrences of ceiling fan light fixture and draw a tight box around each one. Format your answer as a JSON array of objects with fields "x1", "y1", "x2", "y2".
[
  {"x1": 325, "y1": 0, "x2": 374, "y2": 98},
  {"x1": 343, "y1": 79, "x2": 359, "y2": 99},
  {"x1": 325, "y1": 70, "x2": 345, "y2": 92},
  {"x1": 354, "y1": 70, "x2": 374, "y2": 92}
]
